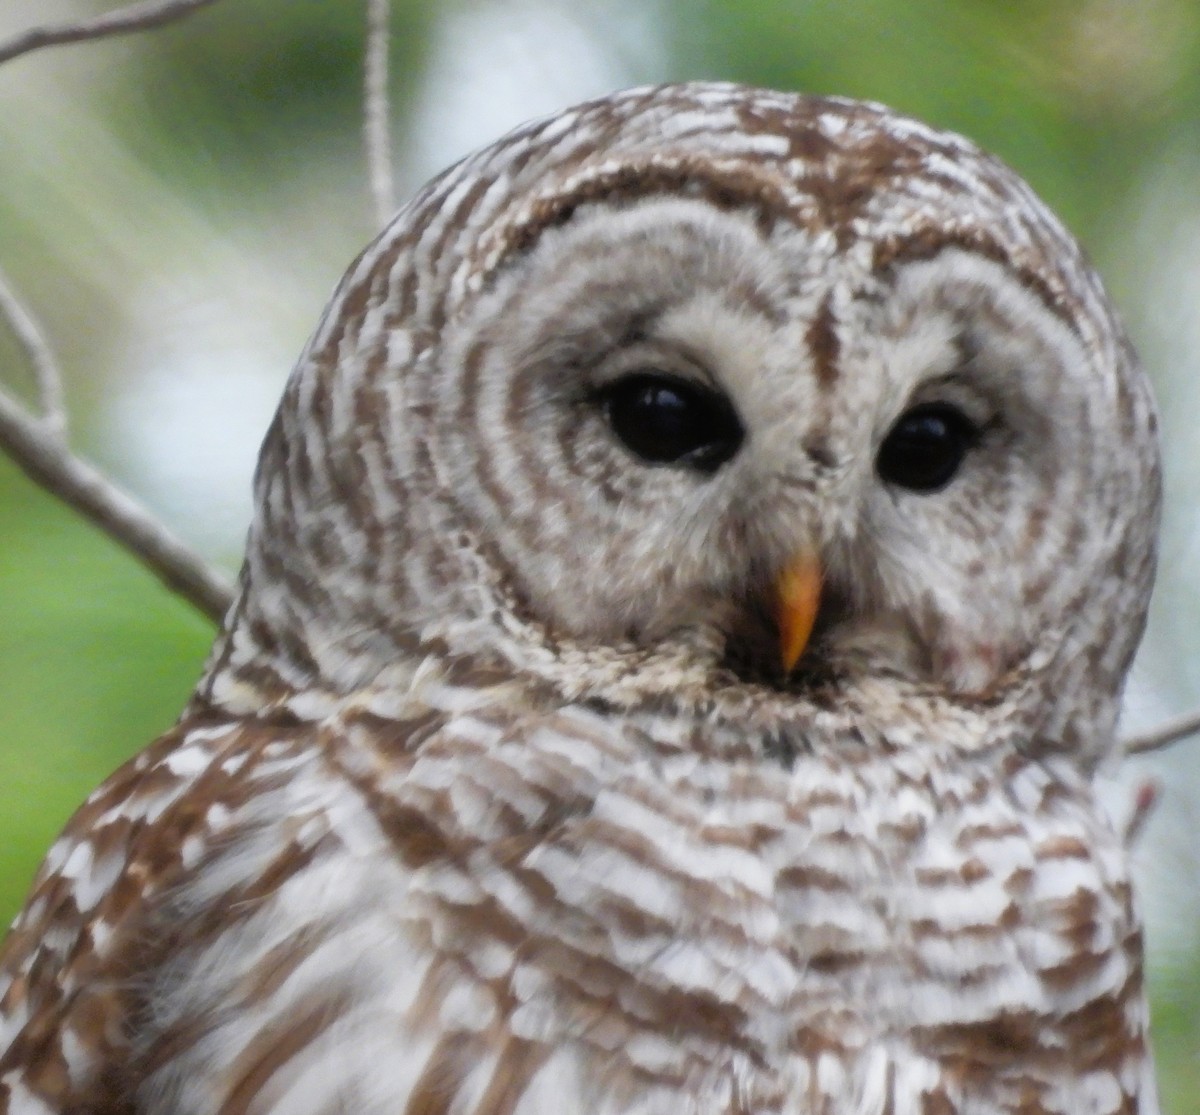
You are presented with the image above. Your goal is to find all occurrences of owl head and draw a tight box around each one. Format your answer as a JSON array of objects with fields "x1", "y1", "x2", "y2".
[{"x1": 198, "y1": 83, "x2": 1160, "y2": 764}]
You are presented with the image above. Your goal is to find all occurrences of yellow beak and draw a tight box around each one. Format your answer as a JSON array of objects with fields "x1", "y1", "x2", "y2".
[{"x1": 777, "y1": 553, "x2": 822, "y2": 674}]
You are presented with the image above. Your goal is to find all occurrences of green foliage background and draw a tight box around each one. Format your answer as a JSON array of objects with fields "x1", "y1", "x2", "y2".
[{"x1": 1, "y1": 0, "x2": 1197, "y2": 1104}]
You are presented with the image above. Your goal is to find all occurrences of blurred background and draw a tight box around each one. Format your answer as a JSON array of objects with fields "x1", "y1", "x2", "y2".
[{"x1": 0, "y1": 0, "x2": 1197, "y2": 1103}]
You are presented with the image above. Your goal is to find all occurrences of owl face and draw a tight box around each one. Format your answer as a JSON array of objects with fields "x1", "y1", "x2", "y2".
[
  {"x1": 434, "y1": 191, "x2": 1123, "y2": 704},
  {"x1": 216, "y1": 84, "x2": 1159, "y2": 756}
]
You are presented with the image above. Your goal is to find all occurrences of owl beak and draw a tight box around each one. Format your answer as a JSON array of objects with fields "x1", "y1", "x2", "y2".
[{"x1": 777, "y1": 553, "x2": 822, "y2": 675}]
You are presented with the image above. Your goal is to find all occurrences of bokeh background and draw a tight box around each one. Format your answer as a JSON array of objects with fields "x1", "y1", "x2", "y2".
[{"x1": 1, "y1": 0, "x2": 1197, "y2": 1103}]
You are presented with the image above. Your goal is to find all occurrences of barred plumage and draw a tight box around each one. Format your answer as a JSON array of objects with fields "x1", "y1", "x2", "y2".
[{"x1": 0, "y1": 83, "x2": 1161, "y2": 1113}]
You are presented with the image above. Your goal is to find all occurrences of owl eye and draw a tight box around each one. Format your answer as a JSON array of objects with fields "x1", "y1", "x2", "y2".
[
  {"x1": 877, "y1": 403, "x2": 978, "y2": 492},
  {"x1": 602, "y1": 373, "x2": 744, "y2": 473}
]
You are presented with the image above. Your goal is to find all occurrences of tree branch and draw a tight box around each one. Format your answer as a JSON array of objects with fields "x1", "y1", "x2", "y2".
[
  {"x1": 0, "y1": 2, "x2": 235, "y2": 624},
  {"x1": 1124, "y1": 709, "x2": 1200, "y2": 756},
  {"x1": 0, "y1": 0, "x2": 221, "y2": 66},
  {"x1": 0, "y1": 269, "x2": 233, "y2": 623},
  {"x1": 1122, "y1": 778, "x2": 1160, "y2": 847},
  {"x1": 363, "y1": 0, "x2": 394, "y2": 229},
  {"x1": 0, "y1": 266, "x2": 66, "y2": 436},
  {"x1": 0, "y1": 388, "x2": 233, "y2": 622}
]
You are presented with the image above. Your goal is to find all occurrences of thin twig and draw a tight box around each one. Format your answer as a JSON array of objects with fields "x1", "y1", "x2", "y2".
[
  {"x1": 0, "y1": 389, "x2": 233, "y2": 621},
  {"x1": 363, "y1": 0, "x2": 394, "y2": 228},
  {"x1": 1123, "y1": 779, "x2": 1160, "y2": 847},
  {"x1": 0, "y1": 265, "x2": 66, "y2": 436},
  {"x1": 0, "y1": 0, "x2": 234, "y2": 623},
  {"x1": 0, "y1": 0, "x2": 221, "y2": 66},
  {"x1": 1124, "y1": 709, "x2": 1200, "y2": 756}
]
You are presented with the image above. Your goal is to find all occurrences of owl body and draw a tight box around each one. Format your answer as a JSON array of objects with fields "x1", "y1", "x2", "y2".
[
  {"x1": 0, "y1": 661, "x2": 1152, "y2": 1113},
  {"x1": 0, "y1": 84, "x2": 1161, "y2": 1112}
]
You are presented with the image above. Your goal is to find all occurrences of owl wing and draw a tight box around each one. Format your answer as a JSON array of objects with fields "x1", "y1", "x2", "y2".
[
  {"x1": 0, "y1": 691, "x2": 764, "y2": 1115},
  {"x1": 0, "y1": 715, "x2": 322, "y2": 1112}
]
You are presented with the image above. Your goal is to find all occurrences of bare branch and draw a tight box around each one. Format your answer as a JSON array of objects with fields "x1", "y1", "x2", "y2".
[
  {"x1": 0, "y1": 388, "x2": 234, "y2": 621},
  {"x1": 0, "y1": 266, "x2": 66, "y2": 435},
  {"x1": 1123, "y1": 779, "x2": 1160, "y2": 848},
  {"x1": 1124, "y1": 709, "x2": 1200, "y2": 756},
  {"x1": 0, "y1": 0, "x2": 237, "y2": 623},
  {"x1": 0, "y1": 274, "x2": 232, "y2": 623},
  {"x1": 0, "y1": 0, "x2": 221, "y2": 67},
  {"x1": 363, "y1": 0, "x2": 394, "y2": 229}
]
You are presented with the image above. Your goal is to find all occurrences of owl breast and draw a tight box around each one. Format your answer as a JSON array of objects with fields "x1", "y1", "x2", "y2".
[{"x1": 128, "y1": 686, "x2": 1147, "y2": 1115}]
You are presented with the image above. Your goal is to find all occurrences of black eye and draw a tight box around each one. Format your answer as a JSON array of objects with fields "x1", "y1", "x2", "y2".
[
  {"x1": 877, "y1": 403, "x2": 977, "y2": 492},
  {"x1": 602, "y1": 373, "x2": 744, "y2": 473}
]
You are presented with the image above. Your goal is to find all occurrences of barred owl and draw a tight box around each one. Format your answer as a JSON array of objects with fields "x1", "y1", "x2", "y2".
[{"x1": 0, "y1": 83, "x2": 1162, "y2": 1114}]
